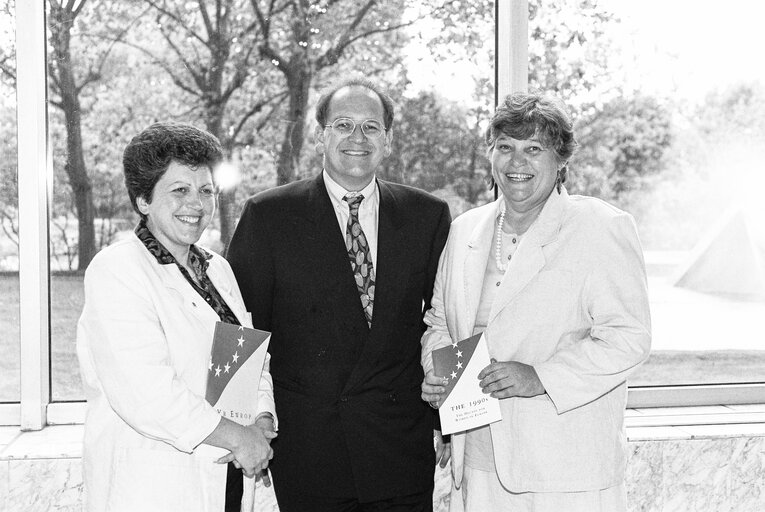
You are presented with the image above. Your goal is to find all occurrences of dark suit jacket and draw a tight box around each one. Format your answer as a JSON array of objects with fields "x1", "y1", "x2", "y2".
[{"x1": 227, "y1": 173, "x2": 450, "y2": 502}]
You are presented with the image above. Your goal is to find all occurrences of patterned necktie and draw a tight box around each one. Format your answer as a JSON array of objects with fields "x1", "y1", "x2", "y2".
[{"x1": 343, "y1": 194, "x2": 375, "y2": 325}]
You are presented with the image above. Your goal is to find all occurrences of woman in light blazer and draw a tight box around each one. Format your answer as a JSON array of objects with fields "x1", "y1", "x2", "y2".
[
  {"x1": 77, "y1": 122, "x2": 276, "y2": 512},
  {"x1": 420, "y1": 91, "x2": 651, "y2": 512}
]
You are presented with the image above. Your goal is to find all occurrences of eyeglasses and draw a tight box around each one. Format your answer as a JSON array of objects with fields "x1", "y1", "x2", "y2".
[{"x1": 325, "y1": 117, "x2": 386, "y2": 138}]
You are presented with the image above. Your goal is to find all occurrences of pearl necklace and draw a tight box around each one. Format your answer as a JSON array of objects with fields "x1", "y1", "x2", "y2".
[{"x1": 495, "y1": 203, "x2": 508, "y2": 273}]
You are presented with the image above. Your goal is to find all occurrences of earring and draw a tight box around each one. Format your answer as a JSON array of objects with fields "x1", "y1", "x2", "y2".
[{"x1": 555, "y1": 169, "x2": 563, "y2": 194}]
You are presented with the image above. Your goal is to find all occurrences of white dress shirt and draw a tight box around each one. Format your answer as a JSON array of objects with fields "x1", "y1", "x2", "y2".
[{"x1": 322, "y1": 170, "x2": 379, "y2": 269}]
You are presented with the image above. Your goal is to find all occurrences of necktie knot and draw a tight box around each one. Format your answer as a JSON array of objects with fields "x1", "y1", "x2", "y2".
[{"x1": 343, "y1": 194, "x2": 364, "y2": 216}]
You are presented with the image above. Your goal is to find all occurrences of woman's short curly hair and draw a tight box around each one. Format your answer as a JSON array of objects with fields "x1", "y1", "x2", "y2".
[
  {"x1": 123, "y1": 122, "x2": 223, "y2": 219},
  {"x1": 486, "y1": 90, "x2": 578, "y2": 186}
]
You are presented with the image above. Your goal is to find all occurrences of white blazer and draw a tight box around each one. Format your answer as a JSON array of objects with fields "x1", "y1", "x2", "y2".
[
  {"x1": 76, "y1": 234, "x2": 276, "y2": 512},
  {"x1": 421, "y1": 188, "x2": 651, "y2": 493}
]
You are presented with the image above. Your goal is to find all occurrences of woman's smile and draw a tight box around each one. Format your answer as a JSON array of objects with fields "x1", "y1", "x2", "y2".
[
  {"x1": 176, "y1": 215, "x2": 202, "y2": 225},
  {"x1": 503, "y1": 172, "x2": 534, "y2": 182}
]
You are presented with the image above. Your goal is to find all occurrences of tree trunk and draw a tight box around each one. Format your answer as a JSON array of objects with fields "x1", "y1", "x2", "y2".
[
  {"x1": 49, "y1": 3, "x2": 96, "y2": 270},
  {"x1": 203, "y1": 102, "x2": 239, "y2": 249},
  {"x1": 275, "y1": 69, "x2": 312, "y2": 185},
  {"x1": 217, "y1": 188, "x2": 236, "y2": 251}
]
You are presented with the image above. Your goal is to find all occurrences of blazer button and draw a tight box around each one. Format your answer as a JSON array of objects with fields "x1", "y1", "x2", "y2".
[{"x1": 340, "y1": 396, "x2": 348, "y2": 403}]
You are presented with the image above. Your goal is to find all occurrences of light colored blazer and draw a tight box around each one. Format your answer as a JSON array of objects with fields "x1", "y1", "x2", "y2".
[
  {"x1": 421, "y1": 188, "x2": 651, "y2": 493},
  {"x1": 76, "y1": 234, "x2": 276, "y2": 512}
]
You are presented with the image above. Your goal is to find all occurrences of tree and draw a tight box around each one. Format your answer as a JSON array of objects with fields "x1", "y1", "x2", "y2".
[
  {"x1": 47, "y1": 0, "x2": 100, "y2": 269},
  {"x1": 136, "y1": 0, "x2": 287, "y2": 245},
  {"x1": 376, "y1": 91, "x2": 490, "y2": 205},
  {"x1": 48, "y1": 0, "x2": 137, "y2": 268},
  {"x1": 0, "y1": 0, "x2": 18, "y2": 254},
  {"x1": 571, "y1": 94, "x2": 673, "y2": 201},
  {"x1": 249, "y1": 0, "x2": 422, "y2": 186},
  {"x1": 528, "y1": 0, "x2": 620, "y2": 105}
]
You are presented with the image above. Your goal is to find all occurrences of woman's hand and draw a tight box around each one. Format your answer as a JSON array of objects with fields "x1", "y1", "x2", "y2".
[
  {"x1": 478, "y1": 360, "x2": 545, "y2": 399},
  {"x1": 421, "y1": 370, "x2": 449, "y2": 409},
  {"x1": 209, "y1": 418, "x2": 277, "y2": 478}
]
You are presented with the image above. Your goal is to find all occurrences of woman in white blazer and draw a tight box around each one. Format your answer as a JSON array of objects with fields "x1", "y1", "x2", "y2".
[
  {"x1": 76, "y1": 122, "x2": 276, "y2": 512},
  {"x1": 421, "y1": 92, "x2": 651, "y2": 512}
]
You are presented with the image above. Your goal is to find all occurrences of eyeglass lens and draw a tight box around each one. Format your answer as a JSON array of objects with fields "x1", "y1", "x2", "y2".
[{"x1": 330, "y1": 118, "x2": 384, "y2": 138}]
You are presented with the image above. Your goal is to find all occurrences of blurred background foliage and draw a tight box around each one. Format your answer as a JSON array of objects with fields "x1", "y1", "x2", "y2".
[{"x1": 1, "y1": 0, "x2": 762, "y2": 269}]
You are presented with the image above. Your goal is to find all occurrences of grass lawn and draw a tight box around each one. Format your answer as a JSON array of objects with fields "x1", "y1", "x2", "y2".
[
  {"x1": 0, "y1": 273, "x2": 85, "y2": 401},
  {"x1": 1, "y1": 273, "x2": 765, "y2": 401}
]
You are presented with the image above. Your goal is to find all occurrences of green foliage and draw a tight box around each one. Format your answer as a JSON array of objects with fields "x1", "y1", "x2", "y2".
[
  {"x1": 528, "y1": 0, "x2": 620, "y2": 104},
  {"x1": 378, "y1": 91, "x2": 491, "y2": 205},
  {"x1": 4, "y1": 0, "x2": 677, "y2": 257},
  {"x1": 571, "y1": 94, "x2": 673, "y2": 201}
]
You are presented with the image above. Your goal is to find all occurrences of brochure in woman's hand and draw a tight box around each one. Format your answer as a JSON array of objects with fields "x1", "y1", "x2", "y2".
[
  {"x1": 432, "y1": 333, "x2": 502, "y2": 435},
  {"x1": 205, "y1": 321, "x2": 270, "y2": 426}
]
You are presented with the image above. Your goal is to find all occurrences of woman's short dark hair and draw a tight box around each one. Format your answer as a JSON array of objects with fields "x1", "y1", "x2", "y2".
[
  {"x1": 486, "y1": 90, "x2": 578, "y2": 186},
  {"x1": 123, "y1": 122, "x2": 223, "y2": 219},
  {"x1": 315, "y1": 77, "x2": 395, "y2": 130}
]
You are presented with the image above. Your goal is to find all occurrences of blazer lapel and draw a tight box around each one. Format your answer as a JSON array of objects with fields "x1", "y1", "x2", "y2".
[
  {"x1": 148, "y1": 249, "x2": 221, "y2": 337},
  {"x1": 461, "y1": 199, "x2": 501, "y2": 339},
  {"x1": 206, "y1": 262, "x2": 249, "y2": 326},
  {"x1": 488, "y1": 189, "x2": 568, "y2": 324}
]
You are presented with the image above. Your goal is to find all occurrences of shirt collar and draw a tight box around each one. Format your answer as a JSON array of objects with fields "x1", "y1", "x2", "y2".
[
  {"x1": 135, "y1": 219, "x2": 212, "y2": 270},
  {"x1": 322, "y1": 170, "x2": 378, "y2": 207}
]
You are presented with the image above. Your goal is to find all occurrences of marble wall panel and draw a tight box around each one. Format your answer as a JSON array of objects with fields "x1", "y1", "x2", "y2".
[
  {"x1": 626, "y1": 437, "x2": 765, "y2": 512},
  {"x1": 5, "y1": 458, "x2": 82, "y2": 512},
  {"x1": 0, "y1": 461, "x2": 9, "y2": 511},
  {"x1": 627, "y1": 441, "x2": 665, "y2": 511},
  {"x1": 1, "y1": 435, "x2": 764, "y2": 511}
]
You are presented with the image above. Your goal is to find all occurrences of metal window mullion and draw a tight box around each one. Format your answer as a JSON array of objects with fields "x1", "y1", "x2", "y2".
[
  {"x1": 496, "y1": 0, "x2": 528, "y2": 102},
  {"x1": 16, "y1": 0, "x2": 50, "y2": 430}
]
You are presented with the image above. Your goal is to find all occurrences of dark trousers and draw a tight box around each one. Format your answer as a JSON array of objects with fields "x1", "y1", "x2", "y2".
[
  {"x1": 273, "y1": 484, "x2": 435, "y2": 512},
  {"x1": 224, "y1": 462, "x2": 243, "y2": 512}
]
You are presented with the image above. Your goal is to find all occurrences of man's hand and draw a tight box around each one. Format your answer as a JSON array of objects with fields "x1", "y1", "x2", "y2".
[
  {"x1": 434, "y1": 430, "x2": 451, "y2": 468},
  {"x1": 478, "y1": 360, "x2": 545, "y2": 399},
  {"x1": 421, "y1": 370, "x2": 449, "y2": 409}
]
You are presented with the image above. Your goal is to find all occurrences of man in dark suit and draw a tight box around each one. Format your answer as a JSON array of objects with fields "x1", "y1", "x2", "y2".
[{"x1": 227, "y1": 77, "x2": 451, "y2": 512}]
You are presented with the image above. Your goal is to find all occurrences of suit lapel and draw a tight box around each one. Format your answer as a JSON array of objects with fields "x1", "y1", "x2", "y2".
[
  {"x1": 488, "y1": 189, "x2": 568, "y2": 323},
  {"x1": 342, "y1": 179, "x2": 408, "y2": 393},
  {"x1": 301, "y1": 174, "x2": 371, "y2": 329}
]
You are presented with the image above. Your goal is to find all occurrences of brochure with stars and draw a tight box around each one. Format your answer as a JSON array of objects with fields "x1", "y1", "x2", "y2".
[
  {"x1": 205, "y1": 321, "x2": 270, "y2": 426},
  {"x1": 431, "y1": 332, "x2": 502, "y2": 435}
]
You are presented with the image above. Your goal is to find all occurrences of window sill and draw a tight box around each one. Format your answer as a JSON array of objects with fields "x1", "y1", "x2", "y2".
[
  {"x1": 2, "y1": 404, "x2": 765, "y2": 460},
  {"x1": 625, "y1": 403, "x2": 765, "y2": 441}
]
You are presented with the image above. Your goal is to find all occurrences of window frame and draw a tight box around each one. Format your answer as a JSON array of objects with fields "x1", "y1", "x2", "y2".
[{"x1": 1, "y1": 0, "x2": 763, "y2": 428}]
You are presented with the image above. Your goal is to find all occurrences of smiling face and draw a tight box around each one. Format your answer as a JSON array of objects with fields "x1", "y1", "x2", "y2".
[
  {"x1": 315, "y1": 85, "x2": 392, "y2": 191},
  {"x1": 136, "y1": 161, "x2": 216, "y2": 260},
  {"x1": 491, "y1": 134, "x2": 561, "y2": 218}
]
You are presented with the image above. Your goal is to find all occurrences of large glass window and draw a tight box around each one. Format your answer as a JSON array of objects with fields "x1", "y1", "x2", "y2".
[
  {"x1": 529, "y1": 0, "x2": 765, "y2": 386},
  {"x1": 0, "y1": 0, "x2": 19, "y2": 403},
  {"x1": 47, "y1": 0, "x2": 494, "y2": 400},
  {"x1": 22, "y1": 0, "x2": 765, "y2": 410}
]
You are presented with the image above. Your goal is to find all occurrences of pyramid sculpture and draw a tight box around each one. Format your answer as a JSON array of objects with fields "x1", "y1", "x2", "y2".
[{"x1": 673, "y1": 206, "x2": 765, "y2": 300}]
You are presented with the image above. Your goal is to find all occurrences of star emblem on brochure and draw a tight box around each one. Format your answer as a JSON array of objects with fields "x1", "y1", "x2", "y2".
[
  {"x1": 431, "y1": 333, "x2": 502, "y2": 435},
  {"x1": 205, "y1": 322, "x2": 270, "y2": 406},
  {"x1": 432, "y1": 333, "x2": 482, "y2": 392}
]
